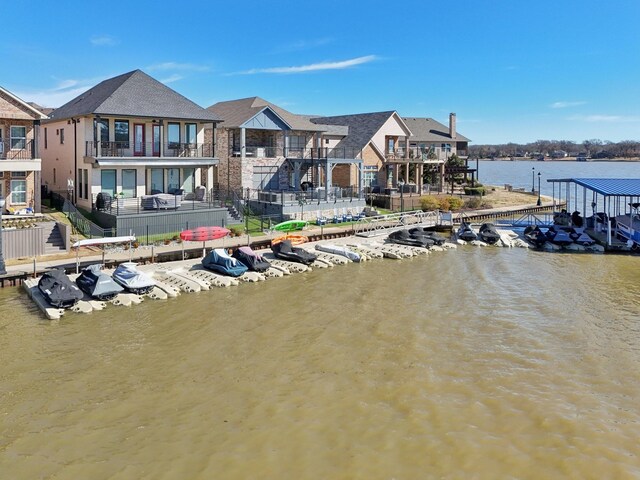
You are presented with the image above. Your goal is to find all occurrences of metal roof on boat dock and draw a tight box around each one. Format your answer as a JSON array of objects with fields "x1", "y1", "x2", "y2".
[{"x1": 547, "y1": 178, "x2": 640, "y2": 196}]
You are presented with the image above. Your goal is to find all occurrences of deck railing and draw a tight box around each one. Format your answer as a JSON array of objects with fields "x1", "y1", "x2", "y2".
[
  {"x1": 85, "y1": 141, "x2": 215, "y2": 158},
  {"x1": 0, "y1": 139, "x2": 36, "y2": 160}
]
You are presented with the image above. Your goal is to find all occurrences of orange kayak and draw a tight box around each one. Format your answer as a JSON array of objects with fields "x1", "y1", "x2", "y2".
[{"x1": 271, "y1": 234, "x2": 308, "y2": 246}]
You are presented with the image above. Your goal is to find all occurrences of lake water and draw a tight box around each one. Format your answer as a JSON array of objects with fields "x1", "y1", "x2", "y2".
[{"x1": 2, "y1": 243, "x2": 640, "y2": 478}]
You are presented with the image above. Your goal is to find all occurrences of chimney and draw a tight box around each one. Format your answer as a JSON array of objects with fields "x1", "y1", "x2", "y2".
[{"x1": 449, "y1": 113, "x2": 456, "y2": 139}]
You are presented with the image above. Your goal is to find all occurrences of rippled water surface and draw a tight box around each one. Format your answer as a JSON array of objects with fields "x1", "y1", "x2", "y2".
[{"x1": 1, "y1": 248, "x2": 640, "y2": 479}]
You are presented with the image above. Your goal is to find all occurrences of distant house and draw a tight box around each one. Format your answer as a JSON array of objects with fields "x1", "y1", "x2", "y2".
[
  {"x1": 551, "y1": 150, "x2": 568, "y2": 159},
  {"x1": 402, "y1": 113, "x2": 470, "y2": 160},
  {"x1": 0, "y1": 86, "x2": 48, "y2": 213},
  {"x1": 41, "y1": 70, "x2": 221, "y2": 211}
]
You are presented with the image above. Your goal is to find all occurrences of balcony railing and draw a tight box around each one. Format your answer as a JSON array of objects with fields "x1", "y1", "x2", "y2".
[
  {"x1": 0, "y1": 139, "x2": 36, "y2": 160},
  {"x1": 284, "y1": 147, "x2": 362, "y2": 159},
  {"x1": 248, "y1": 185, "x2": 363, "y2": 204},
  {"x1": 86, "y1": 141, "x2": 215, "y2": 158},
  {"x1": 230, "y1": 146, "x2": 279, "y2": 158},
  {"x1": 385, "y1": 147, "x2": 448, "y2": 162}
]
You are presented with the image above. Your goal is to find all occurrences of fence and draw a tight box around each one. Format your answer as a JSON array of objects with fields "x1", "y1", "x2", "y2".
[{"x1": 50, "y1": 191, "x2": 113, "y2": 238}]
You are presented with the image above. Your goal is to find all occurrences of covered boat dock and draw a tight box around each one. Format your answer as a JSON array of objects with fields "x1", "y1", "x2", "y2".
[{"x1": 547, "y1": 177, "x2": 640, "y2": 251}]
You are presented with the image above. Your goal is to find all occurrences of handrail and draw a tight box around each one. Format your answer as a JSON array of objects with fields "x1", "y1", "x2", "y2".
[{"x1": 353, "y1": 210, "x2": 440, "y2": 237}]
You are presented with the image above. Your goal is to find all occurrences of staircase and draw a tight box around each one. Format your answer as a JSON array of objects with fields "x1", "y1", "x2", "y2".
[
  {"x1": 226, "y1": 205, "x2": 242, "y2": 224},
  {"x1": 42, "y1": 222, "x2": 67, "y2": 255}
]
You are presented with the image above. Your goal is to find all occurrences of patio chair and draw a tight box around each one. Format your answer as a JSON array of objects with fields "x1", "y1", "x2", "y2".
[
  {"x1": 332, "y1": 208, "x2": 343, "y2": 223},
  {"x1": 316, "y1": 212, "x2": 328, "y2": 226},
  {"x1": 343, "y1": 208, "x2": 353, "y2": 222}
]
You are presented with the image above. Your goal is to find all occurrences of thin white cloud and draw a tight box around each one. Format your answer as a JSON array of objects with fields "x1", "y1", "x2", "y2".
[
  {"x1": 90, "y1": 35, "x2": 118, "y2": 46},
  {"x1": 567, "y1": 114, "x2": 640, "y2": 123},
  {"x1": 14, "y1": 76, "x2": 106, "y2": 108},
  {"x1": 147, "y1": 62, "x2": 210, "y2": 72},
  {"x1": 234, "y1": 55, "x2": 377, "y2": 75},
  {"x1": 271, "y1": 38, "x2": 333, "y2": 54},
  {"x1": 161, "y1": 74, "x2": 183, "y2": 84},
  {"x1": 551, "y1": 101, "x2": 586, "y2": 109}
]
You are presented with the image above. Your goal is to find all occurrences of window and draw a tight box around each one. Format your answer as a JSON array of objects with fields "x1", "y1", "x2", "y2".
[
  {"x1": 363, "y1": 165, "x2": 378, "y2": 187},
  {"x1": 100, "y1": 169, "x2": 116, "y2": 197},
  {"x1": 286, "y1": 135, "x2": 306, "y2": 150},
  {"x1": 83, "y1": 169, "x2": 88, "y2": 200},
  {"x1": 325, "y1": 139, "x2": 330, "y2": 145},
  {"x1": 167, "y1": 168, "x2": 180, "y2": 192},
  {"x1": 44, "y1": 127, "x2": 48, "y2": 149},
  {"x1": 114, "y1": 120, "x2": 129, "y2": 148},
  {"x1": 387, "y1": 138, "x2": 395, "y2": 154},
  {"x1": 150, "y1": 168, "x2": 164, "y2": 194},
  {"x1": 12, "y1": 171, "x2": 26, "y2": 178},
  {"x1": 53, "y1": 168, "x2": 56, "y2": 185},
  {"x1": 168, "y1": 123, "x2": 180, "y2": 147},
  {"x1": 78, "y1": 168, "x2": 83, "y2": 199},
  {"x1": 442, "y1": 143, "x2": 451, "y2": 152},
  {"x1": 60, "y1": 128, "x2": 65, "y2": 144},
  {"x1": 10, "y1": 179, "x2": 27, "y2": 203},
  {"x1": 94, "y1": 119, "x2": 109, "y2": 146},
  {"x1": 185, "y1": 123, "x2": 197, "y2": 145},
  {"x1": 122, "y1": 169, "x2": 136, "y2": 197},
  {"x1": 181, "y1": 168, "x2": 195, "y2": 194},
  {"x1": 10, "y1": 126, "x2": 26, "y2": 149}
]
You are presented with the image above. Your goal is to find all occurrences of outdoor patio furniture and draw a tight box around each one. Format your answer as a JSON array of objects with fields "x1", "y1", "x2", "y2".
[{"x1": 141, "y1": 193, "x2": 182, "y2": 210}]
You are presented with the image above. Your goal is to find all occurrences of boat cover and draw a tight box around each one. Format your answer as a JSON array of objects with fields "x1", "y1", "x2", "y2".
[
  {"x1": 112, "y1": 262, "x2": 156, "y2": 294},
  {"x1": 38, "y1": 269, "x2": 84, "y2": 308},
  {"x1": 545, "y1": 227, "x2": 573, "y2": 246},
  {"x1": 232, "y1": 246, "x2": 271, "y2": 272},
  {"x1": 408, "y1": 227, "x2": 447, "y2": 245},
  {"x1": 271, "y1": 240, "x2": 317, "y2": 265},
  {"x1": 570, "y1": 228, "x2": 595, "y2": 246},
  {"x1": 457, "y1": 222, "x2": 477, "y2": 241},
  {"x1": 202, "y1": 248, "x2": 249, "y2": 277},
  {"x1": 523, "y1": 225, "x2": 547, "y2": 248},
  {"x1": 478, "y1": 223, "x2": 501, "y2": 244},
  {"x1": 76, "y1": 264, "x2": 124, "y2": 300},
  {"x1": 388, "y1": 229, "x2": 433, "y2": 248},
  {"x1": 315, "y1": 244, "x2": 362, "y2": 262}
]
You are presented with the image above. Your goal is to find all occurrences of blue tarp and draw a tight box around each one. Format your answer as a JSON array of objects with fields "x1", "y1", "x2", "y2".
[{"x1": 548, "y1": 178, "x2": 640, "y2": 197}]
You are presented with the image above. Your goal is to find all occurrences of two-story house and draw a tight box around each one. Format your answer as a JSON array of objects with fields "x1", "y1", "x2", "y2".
[{"x1": 0, "y1": 86, "x2": 47, "y2": 214}]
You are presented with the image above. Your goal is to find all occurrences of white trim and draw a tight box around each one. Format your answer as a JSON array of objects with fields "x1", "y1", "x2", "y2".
[{"x1": 0, "y1": 86, "x2": 49, "y2": 119}]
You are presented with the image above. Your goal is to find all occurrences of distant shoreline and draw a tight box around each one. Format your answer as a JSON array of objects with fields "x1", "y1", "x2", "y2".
[{"x1": 477, "y1": 157, "x2": 640, "y2": 162}]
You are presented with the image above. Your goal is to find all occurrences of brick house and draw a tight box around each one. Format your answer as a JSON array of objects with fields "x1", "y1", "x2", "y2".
[{"x1": 0, "y1": 86, "x2": 48, "y2": 214}]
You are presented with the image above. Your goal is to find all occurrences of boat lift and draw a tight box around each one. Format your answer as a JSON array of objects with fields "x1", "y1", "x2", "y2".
[{"x1": 72, "y1": 236, "x2": 136, "y2": 273}]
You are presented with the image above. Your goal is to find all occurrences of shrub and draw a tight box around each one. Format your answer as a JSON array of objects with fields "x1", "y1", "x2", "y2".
[
  {"x1": 464, "y1": 197, "x2": 482, "y2": 209},
  {"x1": 447, "y1": 197, "x2": 464, "y2": 211},
  {"x1": 438, "y1": 197, "x2": 450, "y2": 211},
  {"x1": 230, "y1": 226, "x2": 244, "y2": 237},
  {"x1": 464, "y1": 186, "x2": 487, "y2": 196},
  {"x1": 420, "y1": 195, "x2": 440, "y2": 211}
]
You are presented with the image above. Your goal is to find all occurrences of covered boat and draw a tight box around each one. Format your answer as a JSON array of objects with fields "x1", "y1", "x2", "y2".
[
  {"x1": 76, "y1": 264, "x2": 123, "y2": 300},
  {"x1": 38, "y1": 269, "x2": 84, "y2": 308},
  {"x1": 315, "y1": 244, "x2": 362, "y2": 262},
  {"x1": 569, "y1": 228, "x2": 595, "y2": 246},
  {"x1": 271, "y1": 240, "x2": 317, "y2": 265},
  {"x1": 112, "y1": 262, "x2": 156, "y2": 294},
  {"x1": 457, "y1": 221, "x2": 477, "y2": 241},
  {"x1": 408, "y1": 227, "x2": 447, "y2": 245},
  {"x1": 387, "y1": 229, "x2": 434, "y2": 248},
  {"x1": 478, "y1": 223, "x2": 501, "y2": 244},
  {"x1": 202, "y1": 248, "x2": 249, "y2": 277},
  {"x1": 232, "y1": 246, "x2": 271, "y2": 272},
  {"x1": 545, "y1": 226, "x2": 573, "y2": 246},
  {"x1": 523, "y1": 225, "x2": 547, "y2": 248}
]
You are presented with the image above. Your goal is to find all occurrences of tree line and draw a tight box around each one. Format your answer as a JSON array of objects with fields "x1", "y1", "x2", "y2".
[{"x1": 468, "y1": 139, "x2": 640, "y2": 159}]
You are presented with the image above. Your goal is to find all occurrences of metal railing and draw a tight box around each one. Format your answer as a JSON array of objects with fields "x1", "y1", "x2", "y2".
[
  {"x1": 353, "y1": 210, "x2": 441, "y2": 237},
  {"x1": 247, "y1": 186, "x2": 363, "y2": 205},
  {"x1": 50, "y1": 191, "x2": 112, "y2": 238},
  {"x1": 230, "y1": 146, "x2": 279, "y2": 158},
  {"x1": 0, "y1": 139, "x2": 36, "y2": 160},
  {"x1": 85, "y1": 141, "x2": 215, "y2": 158},
  {"x1": 385, "y1": 146, "x2": 448, "y2": 162},
  {"x1": 283, "y1": 147, "x2": 362, "y2": 159}
]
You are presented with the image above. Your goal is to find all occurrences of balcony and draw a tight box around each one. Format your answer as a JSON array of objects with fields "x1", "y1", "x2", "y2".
[
  {"x1": 230, "y1": 146, "x2": 279, "y2": 158},
  {"x1": 86, "y1": 141, "x2": 215, "y2": 159},
  {"x1": 283, "y1": 147, "x2": 362, "y2": 160},
  {"x1": 0, "y1": 139, "x2": 37, "y2": 160},
  {"x1": 385, "y1": 147, "x2": 446, "y2": 163}
]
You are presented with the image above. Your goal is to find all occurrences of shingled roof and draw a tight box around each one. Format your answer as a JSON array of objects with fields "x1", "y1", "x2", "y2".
[
  {"x1": 208, "y1": 97, "x2": 327, "y2": 131},
  {"x1": 402, "y1": 117, "x2": 470, "y2": 143},
  {"x1": 47, "y1": 70, "x2": 220, "y2": 122}
]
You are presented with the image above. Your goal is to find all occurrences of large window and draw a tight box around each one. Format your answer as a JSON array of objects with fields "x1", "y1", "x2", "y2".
[
  {"x1": 10, "y1": 126, "x2": 26, "y2": 149},
  {"x1": 286, "y1": 135, "x2": 306, "y2": 149},
  {"x1": 10, "y1": 179, "x2": 26, "y2": 203},
  {"x1": 150, "y1": 168, "x2": 164, "y2": 194},
  {"x1": 168, "y1": 123, "x2": 180, "y2": 147},
  {"x1": 78, "y1": 168, "x2": 83, "y2": 200},
  {"x1": 114, "y1": 120, "x2": 129, "y2": 148},
  {"x1": 363, "y1": 165, "x2": 378, "y2": 187},
  {"x1": 181, "y1": 168, "x2": 195, "y2": 194},
  {"x1": 59, "y1": 128, "x2": 64, "y2": 144},
  {"x1": 185, "y1": 123, "x2": 197, "y2": 145},
  {"x1": 122, "y1": 169, "x2": 136, "y2": 197},
  {"x1": 167, "y1": 168, "x2": 180, "y2": 192},
  {"x1": 95, "y1": 119, "x2": 109, "y2": 146},
  {"x1": 83, "y1": 169, "x2": 88, "y2": 200},
  {"x1": 101, "y1": 169, "x2": 116, "y2": 197}
]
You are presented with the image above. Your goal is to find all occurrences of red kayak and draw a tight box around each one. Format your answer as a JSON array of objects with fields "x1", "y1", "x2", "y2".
[{"x1": 180, "y1": 226, "x2": 230, "y2": 242}]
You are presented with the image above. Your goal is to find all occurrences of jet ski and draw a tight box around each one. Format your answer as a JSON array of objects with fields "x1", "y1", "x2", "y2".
[
  {"x1": 202, "y1": 248, "x2": 249, "y2": 277},
  {"x1": 271, "y1": 240, "x2": 317, "y2": 265},
  {"x1": 387, "y1": 229, "x2": 434, "y2": 248},
  {"x1": 569, "y1": 228, "x2": 595, "y2": 246},
  {"x1": 112, "y1": 262, "x2": 156, "y2": 294},
  {"x1": 408, "y1": 227, "x2": 447, "y2": 245},
  {"x1": 457, "y1": 221, "x2": 477, "y2": 241},
  {"x1": 315, "y1": 243, "x2": 362, "y2": 262},
  {"x1": 478, "y1": 223, "x2": 501, "y2": 244},
  {"x1": 232, "y1": 246, "x2": 271, "y2": 272},
  {"x1": 523, "y1": 225, "x2": 547, "y2": 248},
  {"x1": 545, "y1": 226, "x2": 573, "y2": 246},
  {"x1": 76, "y1": 264, "x2": 123, "y2": 300},
  {"x1": 38, "y1": 269, "x2": 84, "y2": 308}
]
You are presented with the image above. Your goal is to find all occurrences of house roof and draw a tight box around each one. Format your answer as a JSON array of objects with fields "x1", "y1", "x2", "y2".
[
  {"x1": 47, "y1": 70, "x2": 220, "y2": 122},
  {"x1": 0, "y1": 86, "x2": 49, "y2": 120},
  {"x1": 208, "y1": 97, "x2": 326, "y2": 131},
  {"x1": 547, "y1": 178, "x2": 640, "y2": 197},
  {"x1": 310, "y1": 111, "x2": 404, "y2": 153},
  {"x1": 402, "y1": 117, "x2": 470, "y2": 143}
]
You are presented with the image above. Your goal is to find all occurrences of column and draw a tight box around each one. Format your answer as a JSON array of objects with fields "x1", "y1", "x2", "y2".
[{"x1": 240, "y1": 127, "x2": 246, "y2": 161}]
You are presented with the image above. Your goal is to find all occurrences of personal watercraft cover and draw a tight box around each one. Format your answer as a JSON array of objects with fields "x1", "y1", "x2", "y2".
[
  {"x1": 38, "y1": 269, "x2": 83, "y2": 308},
  {"x1": 388, "y1": 229, "x2": 433, "y2": 248},
  {"x1": 271, "y1": 240, "x2": 317, "y2": 265},
  {"x1": 112, "y1": 262, "x2": 156, "y2": 294},
  {"x1": 545, "y1": 226, "x2": 573, "y2": 246},
  {"x1": 478, "y1": 223, "x2": 501, "y2": 244},
  {"x1": 457, "y1": 222, "x2": 477, "y2": 241},
  {"x1": 232, "y1": 246, "x2": 270, "y2": 272},
  {"x1": 408, "y1": 227, "x2": 447, "y2": 245},
  {"x1": 76, "y1": 264, "x2": 124, "y2": 300},
  {"x1": 202, "y1": 248, "x2": 249, "y2": 277},
  {"x1": 523, "y1": 225, "x2": 547, "y2": 248}
]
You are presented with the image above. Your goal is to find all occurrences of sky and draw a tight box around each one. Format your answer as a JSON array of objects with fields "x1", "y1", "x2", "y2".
[{"x1": 2, "y1": 0, "x2": 640, "y2": 145}]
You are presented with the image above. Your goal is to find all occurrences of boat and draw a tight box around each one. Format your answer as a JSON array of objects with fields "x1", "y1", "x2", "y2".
[
  {"x1": 569, "y1": 228, "x2": 595, "y2": 246},
  {"x1": 456, "y1": 221, "x2": 477, "y2": 241},
  {"x1": 408, "y1": 227, "x2": 447, "y2": 245},
  {"x1": 271, "y1": 240, "x2": 317, "y2": 265},
  {"x1": 38, "y1": 269, "x2": 84, "y2": 308},
  {"x1": 272, "y1": 220, "x2": 308, "y2": 232},
  {"x1": 544, "y1": 226, "x2": 573, "y2": 246},
  {"x1": 315, "y1": 244, "x2": 362, "y2": 262},
  {"x1": 75, "y1": 264, "x2": 124, "y2": 300},
  {"x1": 232, "y1": 246, "x2": 271, "y2": 272},
  {"x1": 387, "y1": 229, "x2": 434, "y2": 248},
  {"x1": 478, "y1": 223, "x2": 501, "y2": 244},
  {"x1": 523, "y1": 225, "x2": 548, "y2": 248},
  {"x1": 180, "y1": 226, "x2": 230, "y2": 242},
  {"x1": 112, "y1": 262, "x2": 156, "y2": 294},
  {"x1": 271, "y1": 234, "x2": 307, "y2": 246},
  {"x1": 202, "y1": 248, "x2": 249, "y2": 277}
]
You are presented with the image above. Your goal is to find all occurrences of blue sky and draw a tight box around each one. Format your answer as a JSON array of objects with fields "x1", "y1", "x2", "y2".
[{"x1": 2, "y1": 0, "x2": 639, "y2": 144}]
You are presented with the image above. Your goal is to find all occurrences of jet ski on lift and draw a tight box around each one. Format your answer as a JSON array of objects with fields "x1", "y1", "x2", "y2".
[
  {"x1": 478, "y1": 223, "x2": 501, "y2": 244},
  {"x1": 456, "y1": 221, "x2": 477, "y2": 241},
  {"x1": 387, "y1": 229, "x2": 434, "y2": 248},
  {"x1": 408, "y1": 227, "x2": 447, "y2": 245}
]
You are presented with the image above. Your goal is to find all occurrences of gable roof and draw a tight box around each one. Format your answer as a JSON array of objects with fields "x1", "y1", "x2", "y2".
[
  {"x1": 0, "y1": 86, "x2": 49, "y2": 120},
  {"x1": 310, "y1": 111, "x2": 405, "y2": 153},
  {"x1": 47, "y1": 70, "x2": 220, "y2": 122},
  {"x1": 402, "y1": 117, "x2": 470, "y2": 143}
]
